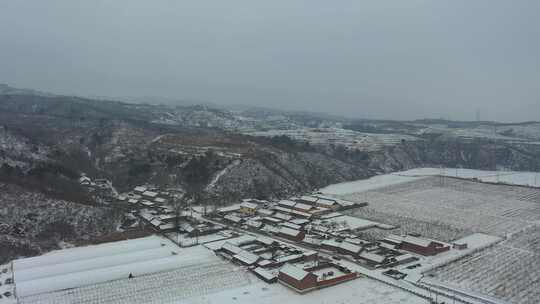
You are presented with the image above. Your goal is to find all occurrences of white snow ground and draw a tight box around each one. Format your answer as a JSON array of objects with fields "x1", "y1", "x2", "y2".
[
  {"x1": 183, "y1": 277, "x2": 427, "y2": 304},
  {"x1": 320, "y1": 168, "x2": 540, "y2": 195}
]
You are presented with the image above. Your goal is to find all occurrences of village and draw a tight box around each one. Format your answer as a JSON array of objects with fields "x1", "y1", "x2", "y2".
[
  {"x1": 3, "y1": 170, "x2": 536, "y2": 304},
  {"x1": 96, "y1": 180, "x2": 480, "y2": 297}
]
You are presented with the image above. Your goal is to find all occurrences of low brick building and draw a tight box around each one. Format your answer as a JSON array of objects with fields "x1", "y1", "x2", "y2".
[
  {"x1": 278, "y1": 227, "x2": 305, "y2": 242},
  {"x1": 383, "y1": 235, "x2": 450, "y2": 256},
  {"x1": 278, "y1": 264, "x2": 318, "y2": 293}
]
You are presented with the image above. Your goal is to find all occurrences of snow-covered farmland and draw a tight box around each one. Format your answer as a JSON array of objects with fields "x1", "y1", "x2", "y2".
[
  {"x1": 348, "y1": 207, "x2": 470, "y2": 242},
  {"x1": 398, "y1": 168, "x2": 540, "y2": 188},
  {"x1": 320, "y1": 167, "x2": 540, "y2": 195},
  {"x1": 427, "y1": 226, "x2": 540, "y2": 304},
  {"x1": 183, "y1": 275, "x2": 427, "y2": 304},
  {"x1": 319, "y1": 173, "x2": 426, "y2": 195},
  {"x1": 342, "y1": 177, "x2": 539, "y2": 239}
]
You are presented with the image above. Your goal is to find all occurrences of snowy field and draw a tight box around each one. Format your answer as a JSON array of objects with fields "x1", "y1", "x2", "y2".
[
  {"x1": 319, "y1": 174, "x2": 426, "y2": 195},
  {"x1": 340, "y1": 177, "x2": 540, "y2": 240},
  {"x1": 320, "y1": 167, "x2": 540, "y2": 195},
  {"x1": 398, "y1": 168, "x2": 540, "y2": 188},
  {"x1": 427, "y1": 226, "x2": 540, "y2": 304}
]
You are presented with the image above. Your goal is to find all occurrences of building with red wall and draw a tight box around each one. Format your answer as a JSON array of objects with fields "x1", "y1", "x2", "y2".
[{"x1": 278, "y1": 264, "x2": 318, "y2": 293}]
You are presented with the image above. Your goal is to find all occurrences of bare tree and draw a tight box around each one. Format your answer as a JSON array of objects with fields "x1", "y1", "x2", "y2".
[{"x1": 172, "y1": 194, "x2": 187, "y2": 245}]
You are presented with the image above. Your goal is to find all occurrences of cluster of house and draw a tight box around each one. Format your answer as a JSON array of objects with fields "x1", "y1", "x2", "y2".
[
  {"x1": 205, "y1": 234, "x2": 358, "y2": 293},
  {"x1": 211, "y1": 195, "x2": 465, "y2": 271},
  {"x1": 78, "y1": 175, "x2": 115, "y2": 199},
  {"x1": 115, "y1": 185, "x2": 224, "y2": 240},
  {"x1": 115, "y1": 185, "x2": 177, "y2": 232},
  {"x1": 215, "y1": 195, "x2": 363, "y2": 239}
]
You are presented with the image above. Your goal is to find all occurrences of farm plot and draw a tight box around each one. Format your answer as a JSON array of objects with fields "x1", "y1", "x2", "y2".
[
  {"x1": 344, "y1": 191, "x2": 530, "y2": 238},
  {"x1": 378, "y1": 175, "x2": 540, "y2": 204},
  {"x1": 426, "y1": 226, "x2": 540, "y2": 304},
  {"x1": 427, "y1": 244, "x2": 540, "y2": 304},
  {"x1": 372, "y1": 176, "x2": 442, "y2": 195},
  {"x1": 20, "y1": 260, "x2": 252, "y2": 304},
  {"x1": 341, "y1": 177, "x2": 540, "y2": 238},
  {"x1": 346, "y1": 208, "x2": 470, "y2": 242},
  {"x1": 398, "y1": 187, "x2": 540, "y2": 222},
  {"x1": 503, "y1": 225, "x2": 540, "y2": 252}
]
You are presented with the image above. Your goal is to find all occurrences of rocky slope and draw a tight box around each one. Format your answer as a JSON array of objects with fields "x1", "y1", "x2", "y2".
[{"x1": 0, "y1": 183, "x2": 122, "y2": 263}]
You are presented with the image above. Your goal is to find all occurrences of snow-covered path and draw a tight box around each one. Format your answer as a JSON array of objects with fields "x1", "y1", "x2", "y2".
[{"x1": 206, "y1": 159, "x2": 241, "y2": 190}]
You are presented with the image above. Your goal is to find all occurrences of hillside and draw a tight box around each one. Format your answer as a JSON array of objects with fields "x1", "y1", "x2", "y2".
[{"x1": 1, "y1": 90, "x2": 540, "y2": 261}]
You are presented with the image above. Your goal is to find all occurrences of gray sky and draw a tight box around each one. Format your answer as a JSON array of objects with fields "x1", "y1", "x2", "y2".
[{"x1": 1, "y1": 1, "x2": 539, "y2": 122}]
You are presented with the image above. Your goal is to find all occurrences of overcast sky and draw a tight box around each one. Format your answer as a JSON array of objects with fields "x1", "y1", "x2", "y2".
[{"x1": 1, "y1": 1, "x2": 539, "y2": 122}]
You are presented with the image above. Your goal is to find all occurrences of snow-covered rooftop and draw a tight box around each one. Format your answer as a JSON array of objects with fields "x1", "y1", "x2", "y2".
[
  {"x1": 290, "y1": 210, "x2": 312, "y2": 218},
  {"x1": 224, "y1": 214, "x2": 243, "y2": 223},
  {"x1": 290, "y1": 218, "x2": 310, "y2": 225},
  {"x1": 258, "y1": 209, "x2": 274, "y2": 216},
  {"x1": 359, "y1": 252, "x2": 387, "y2": 264},
  {"x1": 252, "y1": 267, "x2": 277, "y2": 281},
  {"x1": 279, "y1": 227, "x2": 302, "y2": 237},
  {"x1": 293, "y1": 202, "x2": 313, "y2": 211},
  {"x1": 273, "y1": 212, "x2": 293, "y2": 221},
  {"x1": 234, "y1": 250, "x2": 260, "y2": 265},
  {"x1": 298, "y1": 195, "x2": 319, "y2": 203},
  {"x1": 278, "y1": 200, "x2": 297, "y2": 208},
  {"x1": 339, "y1": 242, "x2": 362, "y2": 254},
  {"x1": 221, "y1": 242, "x2": 243, "y2": 254},
  {"x1": 279, "y1": 264, "x2": 311, "y2": 281},
  {"x1": 315, "y1": 198, "x2": 337, "y2": 207},
  {"x1": 218, "y1": 204, "x2": 241, "y2": 213},
  {"x1": 142, "y1": 191, "x2": 158, "y2": 198},
  {"x1": 280, "y1": 222, "x2": 302, "y2": 230},
  {"x1": 240, "y1": 202, "x2": 259, "y2": 210},
  {"x1": 133, "y1": 186, "x2": 147, "y2": 193},
  {"x1": 257, "y1": 236, "x2": 276, "y2": 246}
]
